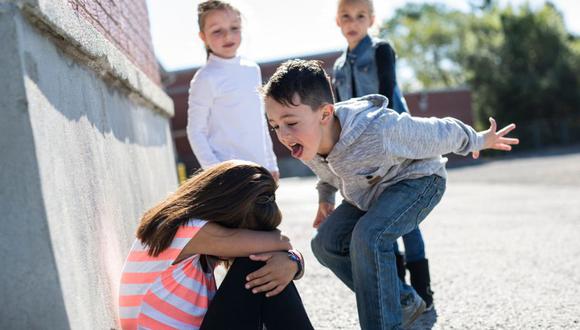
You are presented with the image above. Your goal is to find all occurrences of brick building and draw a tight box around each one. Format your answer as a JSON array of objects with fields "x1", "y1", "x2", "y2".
[
  {"x1": 66, "y1": 0, "x2": 161, "y2": 84},
  {"x1": 163, "y1": 52, "x2": 474, "y2": 177}
]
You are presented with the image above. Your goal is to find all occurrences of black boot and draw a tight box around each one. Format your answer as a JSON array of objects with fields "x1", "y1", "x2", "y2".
[
  {"x1": 395, "y1": 253, "x2": 406, "y2": 282},
  {"x1": 406, "y1": 258, "x2": 434, "y2": 310}
]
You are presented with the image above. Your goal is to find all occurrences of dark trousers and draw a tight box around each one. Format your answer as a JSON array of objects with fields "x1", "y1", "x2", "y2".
[{"x1": 200, "y1": 257, "x2": 314, "y2": 330}]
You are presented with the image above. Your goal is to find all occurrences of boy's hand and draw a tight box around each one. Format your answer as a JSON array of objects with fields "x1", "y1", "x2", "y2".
[
  {"x1": 271, "y1": 171, "x2": 280, "y2": 182},
  {"x1": 245, "y1": 252, "x2": 297, "y2": 297},
  {"x1": 313, "y1": 202, "x2": 335, "y2": 228},
  {"x1": 473, "y1": 117, "x2": 519, "y2": 159}
]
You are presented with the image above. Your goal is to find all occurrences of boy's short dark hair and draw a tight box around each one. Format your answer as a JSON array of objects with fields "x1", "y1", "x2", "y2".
[{"x1": 262, "y1": 60, "x2": 335, "y2": 110}]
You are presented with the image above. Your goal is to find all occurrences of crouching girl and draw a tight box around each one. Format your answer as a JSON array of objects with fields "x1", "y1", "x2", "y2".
[{"x1": 119, "y1": 160, "x2": 313, "y2": 329}]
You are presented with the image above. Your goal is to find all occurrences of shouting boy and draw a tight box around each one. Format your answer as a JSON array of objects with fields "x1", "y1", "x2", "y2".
[{"x1": 263, "y1": 60, "x2": 518, "y2": 329}]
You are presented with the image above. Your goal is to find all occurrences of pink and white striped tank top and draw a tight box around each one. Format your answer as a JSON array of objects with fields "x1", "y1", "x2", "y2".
[{"x1": 118, "y1": 219, "x2": 217, "y2": 330}]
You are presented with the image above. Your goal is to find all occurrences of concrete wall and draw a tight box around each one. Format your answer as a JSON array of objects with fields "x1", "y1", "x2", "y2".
[{"x1": 0, "y1": 1, "x2": 175, "y2": 329}]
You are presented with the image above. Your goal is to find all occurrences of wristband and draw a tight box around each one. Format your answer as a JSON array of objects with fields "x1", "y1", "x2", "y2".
[{"x1": 288, "y1": 250, "x2": 304, "y2": 280}]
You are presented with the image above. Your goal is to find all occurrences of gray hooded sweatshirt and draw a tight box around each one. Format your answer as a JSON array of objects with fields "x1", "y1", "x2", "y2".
[{"x1": 304, "y1": 94, "x2": 485, "y2": 211}]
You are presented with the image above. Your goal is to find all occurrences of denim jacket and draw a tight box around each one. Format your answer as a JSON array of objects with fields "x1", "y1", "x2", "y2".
[{"x1": 333, "y1": 35, "x2": 409, "y2": 114}]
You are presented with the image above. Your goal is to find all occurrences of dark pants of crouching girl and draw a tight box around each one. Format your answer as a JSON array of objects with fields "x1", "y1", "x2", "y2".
[{"x1": 200, "y1": 257, "x2": 314, "y2": 330}]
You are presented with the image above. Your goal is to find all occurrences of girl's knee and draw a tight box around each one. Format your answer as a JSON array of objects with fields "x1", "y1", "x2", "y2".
[{"x1": 230, "y1": 257, "x2": 264, "y2": 273}]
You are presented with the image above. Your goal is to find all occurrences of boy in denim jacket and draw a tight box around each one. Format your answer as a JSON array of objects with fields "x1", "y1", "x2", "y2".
[
  {"x1": 333, "y1": 0, "x2": 433, "y2": 310},
  {"x1": 262, "y1": 60, "x2": 518, "y2": 329}
]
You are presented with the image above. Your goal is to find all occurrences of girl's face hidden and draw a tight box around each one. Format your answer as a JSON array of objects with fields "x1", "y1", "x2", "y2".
[
  {"x1": 199, "y1": 9, "x2": 241, "y2": 59},
  {"x1": 336, "y1": 2, "x2": 374, "y2": 50}
]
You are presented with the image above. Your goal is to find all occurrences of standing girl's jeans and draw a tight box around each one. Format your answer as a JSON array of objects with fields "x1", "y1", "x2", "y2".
[
  {"x1": 393, "y1": 228, "x2": 426, "y2": 263},
  {"x1": 311, "y1": 175, "x2": 446, "y2": 330}
]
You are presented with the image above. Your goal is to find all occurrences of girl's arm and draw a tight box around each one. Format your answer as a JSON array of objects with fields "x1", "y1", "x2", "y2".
[
  {"x1": 376, "y1": 42, "x2": 396, "y2": 105},
  {"x1": 187, "y1": 72, "x2": 220, "y2": 168},
  {"x1": 182, "y1": 222, "x2": 304, "y2": 298},
  {"x1": 182, "y1": 222, "x2": 291, "y2": 258}
]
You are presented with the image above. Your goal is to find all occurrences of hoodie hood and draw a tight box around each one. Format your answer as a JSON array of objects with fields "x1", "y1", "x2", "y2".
[{"x1": 330, "y1": 94, "x2": 390, "y2": 156}]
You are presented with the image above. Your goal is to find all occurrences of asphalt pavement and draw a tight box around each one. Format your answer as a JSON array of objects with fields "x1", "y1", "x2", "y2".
[{"x1": 276, "y1": 146, "x2": 580, "y2": 329}]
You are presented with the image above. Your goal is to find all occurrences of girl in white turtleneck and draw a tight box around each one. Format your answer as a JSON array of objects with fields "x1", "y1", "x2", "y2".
[{"x1": 187, "y1": 1, "x2": 279, "y2": 180}]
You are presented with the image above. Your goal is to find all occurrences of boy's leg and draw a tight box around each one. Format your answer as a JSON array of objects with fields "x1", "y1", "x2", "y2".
[
  {"x1": 312, "y1": 200, "x2": 426, "y2": 322},
  {"x1": 349, "y1": 175, "x2": 445, "y2": 329},
  {"x1": 311, "y1": 200, "x2": 365, "y2": 290},
  {"x1": 200, "y1": 257, "x2": 313, "y2": 330}
]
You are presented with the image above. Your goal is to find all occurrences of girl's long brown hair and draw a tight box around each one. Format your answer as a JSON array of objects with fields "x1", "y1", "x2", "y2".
[{"x1": 137, "y1": 160, "x2": 281, "y2": 256}]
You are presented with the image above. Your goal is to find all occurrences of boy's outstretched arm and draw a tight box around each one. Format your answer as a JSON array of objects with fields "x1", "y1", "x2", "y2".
[{"x1": 472, "y1": 117, "x2": 519, "y2": 159}]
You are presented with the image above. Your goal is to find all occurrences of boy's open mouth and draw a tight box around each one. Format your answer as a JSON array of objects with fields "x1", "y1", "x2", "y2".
[{"x1": 289, "y1": 143, "x2": 303, "y2": 158}]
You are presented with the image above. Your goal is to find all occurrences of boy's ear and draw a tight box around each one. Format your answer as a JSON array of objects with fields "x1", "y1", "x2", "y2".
[
  {"x1": 199, "y1": 31, "x2": 206, "y2": 43},
  {"x1": 320, "y1": 104, "x2": 335, "y2": 124},
  {"x1": 370, "y1": 15, "x2": 375, "y2": 27}
]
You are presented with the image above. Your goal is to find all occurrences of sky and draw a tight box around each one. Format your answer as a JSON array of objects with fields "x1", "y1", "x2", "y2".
[{"x1": 146, "y1": 0, "x2": 580, "y2": 72}]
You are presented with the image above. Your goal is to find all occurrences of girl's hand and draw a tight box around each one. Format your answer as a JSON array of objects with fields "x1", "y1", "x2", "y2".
[
  {"x1": 245, "y1": 252, "x2": 298, "y2": 297},
  {"x1": 313, "y1": 202, "x2": 334, "y2": 228},
  {"x1": 473, "y1": 117, "x2": 519, "y2": 159}
]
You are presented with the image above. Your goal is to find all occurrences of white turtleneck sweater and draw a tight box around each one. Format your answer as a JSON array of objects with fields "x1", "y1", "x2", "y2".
[{"x1": 186, "y1": 54, "x2": 278, "y2": 172}]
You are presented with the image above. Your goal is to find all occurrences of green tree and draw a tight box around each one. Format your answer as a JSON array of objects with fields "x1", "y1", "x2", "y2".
[
  {"x1": 379, "y1": 3, "x2": 472, "y2": 91},
  {"x1": 380, "y1": 2, "x2": 580, "y2": 147},
  {"x1": 468, "y1": 3, "x2": 580, "y2": 145}
]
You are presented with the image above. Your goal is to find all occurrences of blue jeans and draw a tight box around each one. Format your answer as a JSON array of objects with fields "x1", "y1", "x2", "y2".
[
  {"x1": 393, "y1": 228, "x2": 425, "y2": 263},
  {"x1": 311, "y1": 175, "x2": 446, "y2": 329}
]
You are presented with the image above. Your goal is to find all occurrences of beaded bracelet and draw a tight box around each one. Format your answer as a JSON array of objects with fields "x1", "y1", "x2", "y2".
[{"x1": 288, "y1": 249, "x2": 305, "y2": 280}]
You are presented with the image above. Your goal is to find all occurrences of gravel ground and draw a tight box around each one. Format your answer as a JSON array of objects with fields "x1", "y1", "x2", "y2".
[{"x1": 275, "y1": 146, "x2": 580, "y2": 330}]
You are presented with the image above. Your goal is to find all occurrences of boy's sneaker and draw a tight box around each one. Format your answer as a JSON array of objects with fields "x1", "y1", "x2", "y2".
[{"x1": 401, "y1": 290, "x2": 426, "y2": 328}]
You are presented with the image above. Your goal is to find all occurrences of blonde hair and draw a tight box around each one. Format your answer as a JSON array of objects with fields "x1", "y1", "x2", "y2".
[{"x1": 337, "y1": 0, "x2": 374, "y2": 15}]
